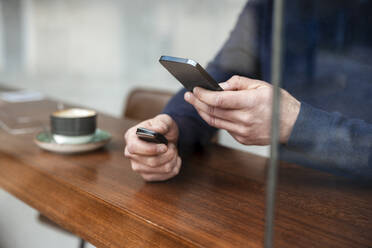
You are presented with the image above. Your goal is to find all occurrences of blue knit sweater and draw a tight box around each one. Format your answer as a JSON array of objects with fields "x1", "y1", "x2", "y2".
[{"x1": 163, "y1": 0, "x2": 372, "y2": 180}]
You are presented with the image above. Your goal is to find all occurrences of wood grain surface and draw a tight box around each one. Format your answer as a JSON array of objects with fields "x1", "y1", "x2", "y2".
[{"x1": 0, "y1": 96, "x2": 371, "y2": 248}]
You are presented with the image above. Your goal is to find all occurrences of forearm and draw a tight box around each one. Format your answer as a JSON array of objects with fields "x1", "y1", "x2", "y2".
[{"x1": 282, "y1": 102, "x2": 372, "y2": 180}]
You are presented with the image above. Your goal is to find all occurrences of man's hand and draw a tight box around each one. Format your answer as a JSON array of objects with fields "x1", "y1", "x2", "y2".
[
  {"x1": 184, "y1": 75, "x2": 301, "y2": 145},
  {"x1": 124, "y1": 114, "x2": 181, "y2": 182}
]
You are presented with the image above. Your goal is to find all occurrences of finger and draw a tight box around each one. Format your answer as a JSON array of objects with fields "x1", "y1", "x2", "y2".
[
  {"x1": 229, "y1": 130, "x2": 270, "y2": 145},
  {"x1": 153, "y1": 114, "x2": 175, "y2": 129},
  {"x1": 131, "y1": 154, "x2": 178, "y2": 174},
  {"x1": 139, "y1": 114, "x2": 178, "y2": 142},
  {"x1": 125, "y1": 133, "x2": 167, "y2": 156},
  {"x1": 124, "y1": 126, "x2": 136, "y2": 143},
  {"x1": 185, "y1": 92, "x2": 243, "y2": 122},
  {"x1": 229, "y1": 132, "x2": 252, "y2": 146},
  {"x1": 126, "y1": 143, "x2": 177, "y2": 168},
  {"x1": 134, "y1": 114, "x2": 172, "y2": 135},
  {"x1": 146, "y1": 114, "x2": 172, "y2": 134},
  {"x1": 224, "y1": 75, "x2": 263, "y2": 91},
  {"x1": 192, "y1": 87, "x2": 254, "y2": 109},
  {"x1": 196, "y1": 109, "x2": 250, "y2": 136},
  {"x1": 141, "y1": 156, "x2": 181, "y2": 182},
  {"x1": 153, "y1": 114, "x2": 179, "y2": 142}
]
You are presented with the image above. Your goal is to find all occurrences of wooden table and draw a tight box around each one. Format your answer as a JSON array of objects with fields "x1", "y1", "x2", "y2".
[{"x1": 0, "y1": 96, "x2": 371, "y2": 248}]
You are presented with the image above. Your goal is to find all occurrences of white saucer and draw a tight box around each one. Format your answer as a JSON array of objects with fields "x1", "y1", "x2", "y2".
[
  {"x1": 34, "y1": 129, "x2": 111, "y2": 154},
  {"x1": 53, "y1": 133, "x2": 95, "y2": 144}
]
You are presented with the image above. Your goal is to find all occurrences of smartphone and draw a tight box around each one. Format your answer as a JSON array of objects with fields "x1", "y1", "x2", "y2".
[
  {"x1": 136, "y1": 127, "x2": 168, "y2": 145},
  {"x1": 159, "y1": 55, "x2": 223, "y2": 92}
]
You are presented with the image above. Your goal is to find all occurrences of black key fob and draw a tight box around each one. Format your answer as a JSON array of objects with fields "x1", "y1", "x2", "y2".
[{"x1": 136, "y1": 127, "x2": 168, "y2": 145}]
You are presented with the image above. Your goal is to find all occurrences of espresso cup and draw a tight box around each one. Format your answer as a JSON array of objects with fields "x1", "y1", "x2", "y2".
[{"x1": 51, "y1": 108, "x2": 97, "y2": 144}]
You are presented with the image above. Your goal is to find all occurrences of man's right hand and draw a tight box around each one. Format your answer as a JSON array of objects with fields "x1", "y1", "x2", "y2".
[{"x1": 124, "y1": 114, "x2": 181, "y2": 182}]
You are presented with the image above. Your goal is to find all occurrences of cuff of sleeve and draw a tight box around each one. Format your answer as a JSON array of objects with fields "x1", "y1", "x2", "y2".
[{"x1": 286, "y1": 102, "x2": 333, "y2": 152}]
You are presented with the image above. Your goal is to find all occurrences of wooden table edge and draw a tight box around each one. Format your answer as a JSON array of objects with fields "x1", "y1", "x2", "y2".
[{"x1": 0, "y1": 152, "x2": 203, "y2": 248}]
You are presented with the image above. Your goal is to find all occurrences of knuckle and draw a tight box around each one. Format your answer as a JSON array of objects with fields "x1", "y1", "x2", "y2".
[
  {"x1": 231, "y1": 75, "x2": 240, "y2": 82},
  {"x1": 168, "y1": 143, "x2": 175, "y2": 153},
  {"x1": 173, "y1": 168, "x2": 180, "y2": 177},
  {"x1": 242, "y1": 114, "x2": 251, "y2": 124},
  {"x1": 127, "y1": 143, "x2": 136, "y2": 154},
  {"x1": 160, "y1": 123, "x2": 168, "y2": 133},
  {"x1": 142, "y1": 174, "x2": 154, "y2": 182},
  {"x1": 193, "y1": 88, "x2": 200, "y2": 98},
  {"x1": 207, "y1": 105, "x2": 215, "y2": 115},
  {"x1": 214, "y1": 94, "x2": 224, "y2": 107},
  {"x1": 236, "y1": 136, "x2": 246, "y2": 144},
  {"x1": 168, "y1": 146, "x2": 178, "y2": 159},
  {"x1": 126, "y1": 127, "x2": 136, "y2": 138},
  {"x1": 238, "y1": 126, "x2": 250, "y2": 135},
  {"x1": 232, "y1": 134, "x2": 250, "y2": 145},
  {"x1": 173, "y1": 159, "x2": 181, "y2": 176},
  {"x1": 144, "y1": 145, "x2": 155, "y2": 154},
  {"x1": 231, "y1": 75, "x2": 242, "y2": 86},
  {"x1": 208, "y1": 115, "x2": 216, "y2": 127},
  {"x1": 171, "y1": 147, "x2": 178, "y2": 157},
  {"x1": 175, "y1": 166, "x2": 181, "y2": 175},
  {"x1": 163, "y1": 153, "x2": 173, "y2": 165},
  {"x1": 124, "y1": 147, "x2": 131, "y2": 158},
  {"x1": 164, "y1": 163, "x2": 173, "y2": 173},
  {"x1": 147, "y1": 158, "x2": 158, "y2": 167},
  {"x1": 131, "y1": 163, "x2": 139, "y2": 172}
]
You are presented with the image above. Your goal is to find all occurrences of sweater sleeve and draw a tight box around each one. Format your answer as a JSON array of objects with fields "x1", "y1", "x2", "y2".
[
  {"x1": 281, "y1": 102, "x2": 372, "y2": 180},
  {"x1": 205, "y1": 1, "x2": 260, "y2": 82}
]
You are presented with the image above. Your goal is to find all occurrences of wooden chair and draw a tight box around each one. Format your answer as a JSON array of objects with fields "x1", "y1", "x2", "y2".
[{"x1": 123, "y1": 88, "x2": 174, "y2": 121}]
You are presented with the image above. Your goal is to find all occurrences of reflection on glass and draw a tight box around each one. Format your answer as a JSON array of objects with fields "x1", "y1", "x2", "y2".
[
  {"x1": 277, "y1": 0, "x2": 372, "y2": 180},
  {"x1": 0, "y1": 0, "x2": 370, "y2": 247},
  {"x1": 0, "y1": 90, "x2": 64, "y2": 135}
]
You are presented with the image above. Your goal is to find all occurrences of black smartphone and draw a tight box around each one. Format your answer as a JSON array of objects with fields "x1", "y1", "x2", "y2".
[
  {"x1": 159, "y1": 55, "x2": 223, "y2": 92},
  {"x1": 136, "y1": 127, "x2": 168, "y2": 145}
]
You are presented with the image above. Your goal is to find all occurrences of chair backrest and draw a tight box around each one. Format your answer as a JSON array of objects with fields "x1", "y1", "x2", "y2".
[{"x1": 123, "y1": 88, "x2": 174, "y2": 121}]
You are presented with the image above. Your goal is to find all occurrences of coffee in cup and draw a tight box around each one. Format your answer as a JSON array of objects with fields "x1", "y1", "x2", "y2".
[{"x1": 51, "y1": 108, "x2": 97, "y2": 144}]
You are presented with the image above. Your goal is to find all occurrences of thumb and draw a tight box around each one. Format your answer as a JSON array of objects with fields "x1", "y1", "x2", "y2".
[
  {"x1": 154, "y1": 114, "x2": 179, "y2": 143},
  {"x1": 148, "y1": 114, "x2": 178, "y2": 137},
  {"x1": 220, "y1": 75, "x2": 262, "y2": 91},
  {"x1": 145, "y1": 115, "x2": 169, "y2": 134},
  {"x1": 140, "y1": 115, "x2": 178, "y2": 143}
]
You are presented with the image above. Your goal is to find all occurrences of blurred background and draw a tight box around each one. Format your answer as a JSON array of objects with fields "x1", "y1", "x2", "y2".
[
  {"x1": 0, "y1": 0, "x2": 268, "y2": 156},
  {"x1": 0, "y1": 0, "x2": 269, "y2": 248},
  {"x1": 1, "y1": 0, "x2": 372, "y2": 247},
  {"x1": 0, "y1": 0, "x2": 243, "y2": 115}
]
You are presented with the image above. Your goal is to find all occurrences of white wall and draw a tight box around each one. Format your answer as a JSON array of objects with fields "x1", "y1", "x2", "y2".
[
  {"x1": 0, "y1": 0, "x2": 269, "y2": 155},
  {"x1": 1, "y1": 0, "x2": 246, "y2": 116},
  {"x1": 0, "y1": 2, "x2": 3, "y2": 70}
]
